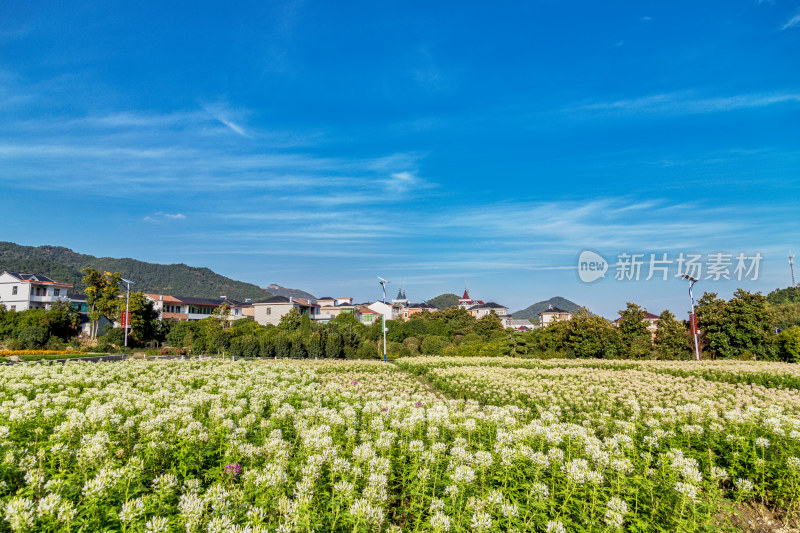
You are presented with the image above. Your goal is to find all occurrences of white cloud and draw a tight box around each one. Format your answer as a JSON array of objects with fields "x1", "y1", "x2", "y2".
[
  {"x1": 781, "y1": 13, "x2": 800, "y2": 30},
  {"x1": 574, "y1": 91, "x2": 800, "y2": 116},
  {"x1": 202, "y1": 103, "x2": 250, "y2": 138},
  {"x1": 641, "y1": 16, "x2": 652, "y2": 22},
  {"x1": 144, "y1": 212, "x2": 187, "y2": 222}
]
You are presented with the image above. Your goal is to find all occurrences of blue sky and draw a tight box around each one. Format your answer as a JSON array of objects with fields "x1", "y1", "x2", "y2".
[{"x1": 2, "y1": 1, "x2": 799, "y2": 317}]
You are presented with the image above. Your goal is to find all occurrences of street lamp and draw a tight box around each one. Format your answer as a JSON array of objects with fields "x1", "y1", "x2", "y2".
[
  {"x1": 378, "y1": 276, "x2": 389, "y2": 363},
  {"x1": 120, "y1": 278, "x2": 135, "y2": 360},
  {"x1": 681, "y1": 274, "x2": 701, "y2": 361}
]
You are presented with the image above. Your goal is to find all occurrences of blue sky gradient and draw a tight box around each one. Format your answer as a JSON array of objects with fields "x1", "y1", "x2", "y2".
[{"x1": 2, "y1": 1, "x2": 799, "y2": 317}]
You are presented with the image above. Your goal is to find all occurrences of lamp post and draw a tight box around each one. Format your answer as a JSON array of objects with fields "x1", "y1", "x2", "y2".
[
  {"x1": 378, "y1": 276, "x2": 389, "y2": 363},
  {"x1": 121, "y1": 278, "x2": 135, "y2": 360},
  {"x1": 681, "y1": 274, "x2": 700, "y2": 361}
]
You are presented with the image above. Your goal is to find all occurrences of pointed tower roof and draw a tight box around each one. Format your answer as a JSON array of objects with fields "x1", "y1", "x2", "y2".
[{"x1": 462, "y1": 288, "x2": 470, "y2": 299}]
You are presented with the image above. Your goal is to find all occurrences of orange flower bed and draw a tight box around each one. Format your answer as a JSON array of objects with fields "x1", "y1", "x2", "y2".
[{"x1": 0, "y1": 350, "x2": 83, "y2": 357}]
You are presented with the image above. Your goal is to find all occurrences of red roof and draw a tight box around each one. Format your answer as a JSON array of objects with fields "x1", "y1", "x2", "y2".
[{"x1": 462, "y1": 289, "x2": 470, "y2": 299}]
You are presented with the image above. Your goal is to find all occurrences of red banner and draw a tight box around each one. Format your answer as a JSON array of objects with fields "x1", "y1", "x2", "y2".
[
  {"x1": 689, "y1": 313, "x2": 698, "y2": 335},
  {"x1": 121, "y1": 312, "x2": 131, "y2": 328}
]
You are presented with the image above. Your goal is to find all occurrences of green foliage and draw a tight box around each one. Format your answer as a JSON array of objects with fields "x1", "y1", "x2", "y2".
[
  {"x1": 766, "y1": 285, "x2": 800, "y2": 305},
  {"x1": 564, "y1": 309, "x2": 625, "y2": 358},
  {"x1": 166, "y1": 321, "x2": 197, "y2": 348},
  {"x1": 278, "y1": 308, "x2": 302, "y2": 332},
  {"x1": 474, "y1": 311, "x2": 504, "y2": 338},
  {"x1": 697, "y1": 290, "x2": 776, "y2": 360},
  {"x1": 770, "y1": 302, "x2": 800, "y2": 330},
  {"x1": 617, "y1": 302, "x2": 651, "y2": 358},
  {"x1": 654, "y1": 310, "x2": 692, "y2": 360},
  {"x1": 17, "y1": 325, "x2": 49, "y2": 349},
  {"x1": 420, "y1": 335, "x2": 449, "y2": 355},
  {"x1": 777, "y1": 326, "x2": 800, "y2": 363},
  {"x1": 291, "y1": 338, "x2": 307, "y2": 359},
  {"x1": 307, "y1": 332, "x2": 324, "y2": 359},
  {"x1": 325, "y1": 332, "x2": 343, "y2": 359}
]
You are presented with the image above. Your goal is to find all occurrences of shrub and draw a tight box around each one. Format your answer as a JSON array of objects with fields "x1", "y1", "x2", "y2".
[
  {"x1": 778, "y1": 326, "x2": 800, "y2": 363},
  {"x1": 18, "y1": 326, "x2": 49, "y2": 349},
  {"x1": 356, "y1": 342, "x2": 380, "y2": 360},
  {"x1": 421, "y1": 335, "x2": 449, "y2": 355}
]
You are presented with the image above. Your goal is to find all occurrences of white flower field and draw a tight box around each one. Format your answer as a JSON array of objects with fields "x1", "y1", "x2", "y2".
[{"x1": 1, "y1": 357, "x2": 799, "y2": 532}]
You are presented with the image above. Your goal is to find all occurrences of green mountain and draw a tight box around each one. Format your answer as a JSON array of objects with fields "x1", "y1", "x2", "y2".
[
  {"x1": 428, "y1": 293, "x2": 460, "y2": 309},
  {"x1": 0, "y1": 241, "x2": 272, "y2": 302},
  {"x1": 262, "y1": 284, "x2": 316, "y2": 302},
  {"x1": 511, "y1": 296, "x2": 585, "y2": 319}
]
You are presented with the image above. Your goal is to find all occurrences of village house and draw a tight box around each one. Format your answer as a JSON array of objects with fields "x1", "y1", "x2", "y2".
[
  {"x1": 144, "y1": 294, "x2": 250, "y2": 322},
  {"x1": 252, "y1": 295, "x2": 319, "y2": 326},
  {"x1": 466, "y1": 301, "x2": 513, "y2": 328},
  {"x1": 0, "y1": 271, "x2": 72, "y2": 312},
  {"x1": 538, "y1": 305, "x2": 573, "y2": 327}
]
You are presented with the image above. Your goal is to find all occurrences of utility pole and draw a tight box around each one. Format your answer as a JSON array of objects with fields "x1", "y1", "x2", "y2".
[{"x1": 790, "y1": 252, "x2": 796, "y2": 287}]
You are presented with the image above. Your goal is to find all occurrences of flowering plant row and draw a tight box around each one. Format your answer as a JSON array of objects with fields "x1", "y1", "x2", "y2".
[
  {"x1": 1, "y1": 357, "x2": 798, "y2": 532},
  {"x1": 0, "y1": 350, "x2": 82, "y2": 357}
]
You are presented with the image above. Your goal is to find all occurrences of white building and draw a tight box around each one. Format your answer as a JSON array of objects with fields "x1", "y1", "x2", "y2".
[
  {"x1": 367, "y1": 301, "x2": 403, "y2": 322},
  {"x1": 252, "y1": 296, "x2": 320, "y2": 326},
  {"x1": 0, "y1": 271, "x2": 72, "y2": 312},
  {"x1": 538, "y1": 305, "x2": 573, "y2": 327},
  {"x1": 466, "y1": 302, "x2": 512, "y2": 328}
]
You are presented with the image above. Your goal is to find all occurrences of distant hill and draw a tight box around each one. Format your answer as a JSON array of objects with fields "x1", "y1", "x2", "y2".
[
  {"x1": 262, "y1": 284, "x2": 316, "y2": 302},
  {"x1": 511, "y1": 296, "x2": 585, "y2": 319},
  {"x1": 0, "y1": 241, "x2": 272, "y2": 302},
  {"x1": 428, "y1": 293, "x2": 460, "y2": 309}
]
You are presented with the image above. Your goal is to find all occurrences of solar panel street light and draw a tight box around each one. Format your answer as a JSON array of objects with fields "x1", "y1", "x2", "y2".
[
  {"x1": 681, "y1": 274, "x2": 700, "y2": 361},
  {"x1": 378, "y1": 277, "x2": 389, "y2": 362}
]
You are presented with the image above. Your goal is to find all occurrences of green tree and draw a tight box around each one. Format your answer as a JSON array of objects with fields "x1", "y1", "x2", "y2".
[
  {"x1": 653, "y1": 310, "x2": 692, "y2": 360},
  {"x1": 617, "y1": 302, "x2": 652, "y2": 358},
  {"x1": 565, "y1": 309, "x2": 624, "y2": 358},
  {"x1": 697, "y1": 290, "x2": 776, "y2": 359},
  {"x1": 81, "y1": 268, "x2": 121, "y2": 339},
  {"x1": 290, "y1": 337, "x2": 307, "y2": 358},
  {"x1": 777, "y1": 326, "x2": 800, "y2": 363},
  {"x1": 325, "y1": 332, "x2": 343, "y2": 359},
  {"x1": 111, "y1": 292, "x2": 160, "y2": 346},
  {"x1": 308, "y1": 332, "x2": 325, "y2": 359},
  {"x1": 278, "y1": 308, "x2": 303, "y2": 332},
  {"x1": 474, "y1": 311, "x2": 504, "y2": 338}
]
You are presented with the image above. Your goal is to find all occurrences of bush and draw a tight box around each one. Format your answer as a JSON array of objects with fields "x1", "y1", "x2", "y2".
[
  {"x1": 421, "y1": 335, "x2": 449, "y2": 355},
  {"x1": 778, "y1": 326, "x2": 800, "y2": 363},
  {"x1": 356, "y1": 342, "x2": 380, "y2": 360},
  {"x1": 18, "y1": 326, "x2": 49, "y2": 349},
  {"x1": 103, "y1": 328, "x2": 126, "y2": 347}
]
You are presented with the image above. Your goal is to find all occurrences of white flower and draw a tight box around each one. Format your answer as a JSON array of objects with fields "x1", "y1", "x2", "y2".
[
  {"x1": 430, "y1": 510, "x2": 451, "y2": 531},
  {"x1": 144, "y1": 516, "x2": 170, "y2": 533},
  {"x1": 4, "y1": 497, "x2": 35, "y2": 532},
  {"x1": 546, "y1": 519, "x2": 566, "y2": 533},
  {"x1": 675, "y1": 482, "x2": 699, "y2": 500},
  {"x1": 470, "y1": 510, "x2": 492, "y2": 532},
  {"x1": 755, "y1": 437, "x2": 770, "y2": 449},
  {"x1": 735, "y1": 478, "x2": 755, "y2": 493},
  {"x1": 119, "y1": 498, "x2": 145, "y2": 524}
]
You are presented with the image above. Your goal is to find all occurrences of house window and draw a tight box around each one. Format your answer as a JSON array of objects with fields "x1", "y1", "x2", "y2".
[
  {"x1": 266, "y1": 307, "x2": 271, "y2": 315},
  {"x1": 10, "y1": 305, "x2": 15, "y2": 311},
  {"x1": 54, "y1": 289, "x2": 60, "y2": 296},
  {"x1": 11, "y1": 286, "x2": 17, "y2": 295}
]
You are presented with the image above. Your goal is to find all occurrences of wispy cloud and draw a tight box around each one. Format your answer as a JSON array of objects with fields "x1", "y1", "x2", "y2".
[
  {"x1": 781, "y1": 12, "x2": 800, "y2": 30},
  {"x1": 144, "y1": 212, "x2": 187, "y2": 223},
  {"x1": 202, "y1": 103, "x2": 250, "y2": 138},
  {"x1": 572, "y1": 91, "x2": 800, "y2": 117}
]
